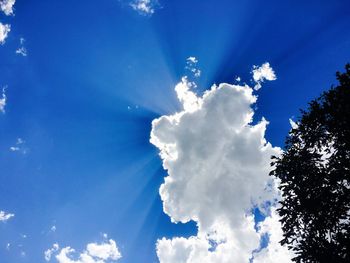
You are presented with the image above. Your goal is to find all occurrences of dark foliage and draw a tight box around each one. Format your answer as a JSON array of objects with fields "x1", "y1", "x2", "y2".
[{"x1": 270, "y1": 64, "x2": 350, "y2": 263}]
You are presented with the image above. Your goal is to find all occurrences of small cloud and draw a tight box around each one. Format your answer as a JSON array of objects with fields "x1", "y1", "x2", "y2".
[
  {"x1": 6, "y1": 243, "x2": 11, "y2": 250},
  {"x1": 127, "y1": 105, "x2": 139, "y2": 111},
  {"x1": 130, "y1": 0, "x2": 158, "y2": 16},
  {"x1": 16, "y1": 38, "x2": 27, "y2": 56},
  {"x1": 187, "y1": 56, "x2": 198, "y2": 64},
  {"x1": 0, "y1": 210, "x2": 14, "y2": 222},
  {"x1": 289, "y1": 118, "x2": 298, "y2": 130},
  {"x1": 9, "y1": 146, "x2": 20, "y2": 151},
  {"x1": 50, "y1": 225, "x2": 57, "y2": 232},
  {"x1": 47, "y1": 239, "x2": 122, "y2": 263},
  {"x1": 10, "y1": 138, "x2": 28, "y2": 154},
  {"x1": 86, "y1": 239, "x2": 121, "y2": 261},
  {"x1": 252, "y1": 62, "x2": 277, "y2": 90},
  {"x1": 45, "y1": 243, "x2": 59, "y2": 261},
  {"x1": 0, "y1": 23, "x2": 10, "y2": 45},
  {"x1": 186, "y1": 56, "x2": 201, "y2": 78},
  {"x1": 15, "y1": 47, "x2": 27, "y2": 56},
  {"x1": 0, "y1": 87, "x2": 6, "y2": 113},
  {"x1": 0, "y1": 0, "x2": 15, "y2": 16}
]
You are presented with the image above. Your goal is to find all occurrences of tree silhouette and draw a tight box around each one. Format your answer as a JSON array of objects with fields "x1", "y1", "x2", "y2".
[{"x1": 270, "y1": 64, "x2": 350, "y2": 263}]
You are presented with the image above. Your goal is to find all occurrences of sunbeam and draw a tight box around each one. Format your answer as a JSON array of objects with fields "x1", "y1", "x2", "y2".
[{"x1": 1, "y1": 1, "x2": 350, "y2": 262}]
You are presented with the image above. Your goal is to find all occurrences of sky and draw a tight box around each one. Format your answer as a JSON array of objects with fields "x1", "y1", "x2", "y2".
[{"x1": 0, "y1": 0, "x2": 350, "y2": 262}]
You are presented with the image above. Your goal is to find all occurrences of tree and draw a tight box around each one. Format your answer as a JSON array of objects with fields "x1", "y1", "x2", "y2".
[{"x1": 270, "y1": 64, "x2": 350, "y2": 263}]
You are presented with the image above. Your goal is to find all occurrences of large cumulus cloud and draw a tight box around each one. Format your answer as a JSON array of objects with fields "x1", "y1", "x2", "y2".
[{"x1": 150, "y1": 65, "x2": 293, "y2": 262}]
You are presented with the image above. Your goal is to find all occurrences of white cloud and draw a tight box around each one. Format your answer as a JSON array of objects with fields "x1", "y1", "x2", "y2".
[
  {"x1": 150, "y1": 62, "x2": 292, "y2": 262},
  {"x1": 253, "y1": 208, "x2": 294, "y2": 262},
  {"x1": 86, "y1": 240, "x2": 121, "y2": 260},
  {"x1": 16, "y1": 46, "x2": 27, "y2": 56},
  {"x1": 45, "y1": 243, "x2": 60, "y2": 261},
  {"x1": 130, "y1": 0, "x2": 157, "y2": 15},
  {"x1": 186, "y1": 56, "x2": 201, "y2": 78},
  {"x1": 9, "y1": 146, "x2": 20, "y2": 151},
  {"x1": 187, "y1": 57, "x2": 198, "y2": 64},
  {"x1": 174, "y1": 77, "x2": 201, "y2": 113},
  {"x1": 0, "y1": 0, "x2": 15, "y2": 16},
  {"x1": 51, "y1": 225, "x2": 57, "y2": 232},
  {"x1": 0, "y1": 87, "x2": 6, "y2": 113},
  {"x1": 252, "y1": 62, "x2": 276, "y2": 90},
  {"x1": 0, "y1": 23, "x2": 10, "y2": 45},
  {"x1": 10, "y1": 137, "x2": 28, "y2": 154},
  {"x1": 0, "y1": 210, "x2": 14, "y2": 222},
  {"x1": 15, "y1": 37, "x2": 27, "y2": 56},
  {"x1": 289, "y1": 118, "x2": 298, "y2": 130},
  {"x1": 48, "y1": 239, "x2": 121, "y2": 263}
]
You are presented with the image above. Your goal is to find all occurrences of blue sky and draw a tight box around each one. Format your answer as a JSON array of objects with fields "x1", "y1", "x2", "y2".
[{"x1": 0, "y1": 0, "x2": 350, "y2": 262}]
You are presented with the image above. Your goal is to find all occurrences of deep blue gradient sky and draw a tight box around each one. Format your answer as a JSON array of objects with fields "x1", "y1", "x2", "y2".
[{"x1": 1, "y1": 0, "x2": 350, "y2": 262}]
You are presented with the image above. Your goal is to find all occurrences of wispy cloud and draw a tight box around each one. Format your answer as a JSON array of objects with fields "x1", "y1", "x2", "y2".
[
  {"x1": 10, "y1": 138, "x2": 28, "y2": 154},
  {"x1": 130, "y1": 0, "x2": 158, "y2": 16},
  {"x1": 50, "y1": 225, "x2": 57, "y2": 233},
  {"x1": 0, "y1": 87, "x2": 7, "y2": 113},
  {"x1": 16, "y1": 37, "x2": 27, "y2": 56},
  {"x1": 186, "y1": 56, "x2": 201, "y2": 78},
  {"x1": 0, "y1": 210, "x2": 14, "y2": 222}
]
